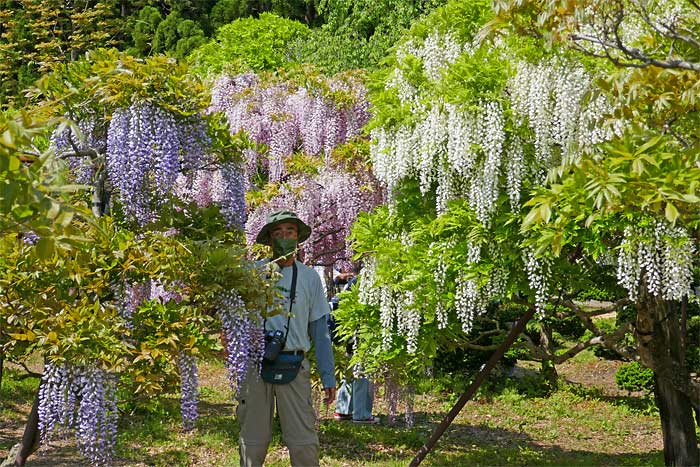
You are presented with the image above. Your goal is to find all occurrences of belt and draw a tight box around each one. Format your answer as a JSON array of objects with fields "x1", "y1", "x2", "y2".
[{"x1": 280, "y1": 350, "x2": 304, "y2": 356}]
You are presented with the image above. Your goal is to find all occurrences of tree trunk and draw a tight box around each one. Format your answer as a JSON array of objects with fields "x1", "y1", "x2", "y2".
[
  {"x1": 636, "y1": 286, "x2": 699, "y2": 466},
  {"x1": 13, "y1": 387, "x2": 41, "y2": 466},
  {"x1": 655, "y1": 374, "x2": 700, "y2": 466},
  {"x1": 539, "y1": 321, "x2": 558, "y2": 388}
]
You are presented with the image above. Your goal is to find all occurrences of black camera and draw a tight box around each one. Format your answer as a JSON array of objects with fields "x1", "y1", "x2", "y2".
[{"x1": 263, "y1": 329, "x2": 286, "y2": 361}]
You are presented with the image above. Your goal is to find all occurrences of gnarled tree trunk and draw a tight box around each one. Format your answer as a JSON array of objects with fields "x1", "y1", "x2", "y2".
[{"x1": 636, "y1": 286, "x2": 699, "y2": 467}]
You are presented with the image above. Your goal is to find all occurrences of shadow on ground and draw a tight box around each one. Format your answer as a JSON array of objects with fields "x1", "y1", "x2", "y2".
[{"x1": 322, "y1": 413, "x2": 664, "y2": 467}]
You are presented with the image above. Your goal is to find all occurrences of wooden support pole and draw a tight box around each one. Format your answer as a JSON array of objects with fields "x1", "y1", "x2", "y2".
[{"x1": 409, "y1": 305, "x2": 536, "y2": 467}]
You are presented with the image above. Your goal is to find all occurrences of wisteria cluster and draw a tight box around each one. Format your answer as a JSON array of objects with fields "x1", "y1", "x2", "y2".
[
  {"x1": 505, "y1": 137, "x2": 525, "y2": 211},
  {"x1": 106, "y1": 102, "x2": 211, "y2": 224},
  {"x1": 375, "y1": 42, "x2": 623, "y2": 230},
  {"x1": 50, "y1": 116, "x2": 106, "y2": 184},
  {"x1": 212, "y1": 71, "x2": 380, "y2": 263},
  {"x1": 217, "y1": 290, "x2": 265, "y2": 395},
  {"x1": 508, "y1": 59, "x2": 622, "y2": 169},
  {"x1": 38, "y1": 363, "x2": 118, "y2": 467},
  {"x1": 374, "y1": 41, "x2": 511, "y2": 225},
  {"x1": 371, "y1": 100, "x2": 507, "y2": 224},
  {"x1": 394, "y1": 290, "x2": 420, "y2": 353},
  {"x1": 369, "y1": 28, "x2": 633, "y2": 345},
  {"x1": 356, "y1": 236, "x2": 424, "y2": 353},
  {"x1": 454, "y1": 243, "x2": 508, "y2": 333},
  {"x1": 430, "y1": 240, "x2": 453, "y2": 329},
  {"x1": 149, "y1": 280, "x2": 185, "y2": 304},
  {"x1": 49, "y1": 103, "x2": 246, "y2": 227},
  {"x1": 177, "y1": 352, "x2": 199, "y2": 431},
  {"x1": 173, "y1": 161, "x2": 247, "y2": 229},
  {"x1": 523, "y1": 248, "x2": 551, "y2": 318},
  {"x1": 357, "y1": 256, "x2": 380, "y2": 306},
  {"x1": 114, "y1": 281, "x2": 151, "y2": 331},
  {"x1": 362, "y1": 236, "x2": 510, "y2": 344},
  {"x1": 617, "y1": 220, "x2": 695, "y2": 301},
  {"x1": 405, "y1": 32, "x2": 463, "y2": 82},
  {"x1": 388, "y1": 33, "x2": 464, "y2": 106},
  {"x1": 210, "y1": 73, "x2": 371, "y2": 186},
  {"x1": 22, "y1": 230, "x2": 40, "y2": 245}
]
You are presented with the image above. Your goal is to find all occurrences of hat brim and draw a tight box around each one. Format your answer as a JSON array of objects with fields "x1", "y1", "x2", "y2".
[{"x1": 255, "y1": 218, "x2": 312, "y2": 245}]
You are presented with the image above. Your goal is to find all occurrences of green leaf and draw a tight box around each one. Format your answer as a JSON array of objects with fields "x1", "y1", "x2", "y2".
[
  {"x1": 631, "y1": 158, "x2": 645, "y2": 176},
  {"x1": 1, "y1": 130, "x2": 17, "y2": 150},
  {"x1": 35, "y1": 237, "x2": 55, "y2": 259},
  {"x1": 8, "y1": 155, "x2": 21, "y2": 171},
  {"x1": 664, "y1": 201, "x2": 679, "y2": 223},
  {"x1": 522, "y1": 206, "x2": 541, "y2": 228},
  {"x1": 47, "y1": 201, "x2": 60, "y2": 220},
  {"x1": 584, "y1": 213, "x2": 598, "y2": 228},
  {"x1": 634, "y1": 135, "x2": 663, "y2": 156}
]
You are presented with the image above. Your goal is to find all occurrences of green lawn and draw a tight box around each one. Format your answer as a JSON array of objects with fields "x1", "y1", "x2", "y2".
[{"x1": 0, "y1": 355, "x2": 664, "y2": 467}]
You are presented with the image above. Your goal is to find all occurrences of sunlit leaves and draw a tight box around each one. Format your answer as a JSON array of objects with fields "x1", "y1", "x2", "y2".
[{"x1": 524, "y1": 128, "x2": 700, "y2": 259}]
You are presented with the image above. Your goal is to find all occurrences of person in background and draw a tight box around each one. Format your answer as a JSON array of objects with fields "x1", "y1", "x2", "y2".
[
  {"x1": 330, "y1": 264, "x2": 380, "y2": 425},
  {"x1": 237, "y1": 210, "x2": 336, "y2": 467}
]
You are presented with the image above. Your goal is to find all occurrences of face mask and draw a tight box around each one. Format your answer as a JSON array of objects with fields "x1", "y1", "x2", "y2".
[{"x1": 272, "y1": 237, "x2": 297, "y2": 259}]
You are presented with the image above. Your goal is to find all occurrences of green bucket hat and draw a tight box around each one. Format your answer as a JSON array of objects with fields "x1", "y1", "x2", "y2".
[{"x1": 255, "y1": 209, "x2": 312, "y2": 245}]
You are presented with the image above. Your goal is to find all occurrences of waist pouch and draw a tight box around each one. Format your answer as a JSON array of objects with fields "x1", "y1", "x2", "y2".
[{"x1": 261, "y1": 353, "x2": 304, "y2": 385}]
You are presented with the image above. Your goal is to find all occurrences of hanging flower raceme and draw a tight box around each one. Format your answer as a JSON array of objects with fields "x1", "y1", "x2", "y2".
[
  {"x1": 217, "y1": 291, "x2": 265, "y2": 395},
  {"x1": 177, "y1": 352, "x2": 199, "y2": 431},
  {"x1": 38, "y1": 363, "x2": 119, "y2": 467},
  {"x1": 209, "y1": 73, "x2": 371, "y2": 187},
  {"x1": 173, "y1": 160, "x2": 247, "y2": 229},
  {"x1": 366, "y1": 25, "x2": 631, "y2": 348},
  {"x1": 617, "y1": 220, "x2": 695, "y2": 302},
  {"x1": 105, "y1": 102, "x2": 212, "y2": 224},
  {"x1": 523, "y1": 248, "x2": 551, "y2": 318}
]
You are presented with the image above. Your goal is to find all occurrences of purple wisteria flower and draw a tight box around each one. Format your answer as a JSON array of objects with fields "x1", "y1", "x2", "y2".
[
  {"x1": 177, "y1": 352, "x2": 199, "y2": 431},
  {"x1": 217, "y1": 291, "x2": 264, "y2": 395}
]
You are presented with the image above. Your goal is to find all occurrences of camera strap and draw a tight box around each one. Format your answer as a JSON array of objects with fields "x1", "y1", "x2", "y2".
[{"x1": 264, "y1": 261, "x2": 297, "y2": 344}]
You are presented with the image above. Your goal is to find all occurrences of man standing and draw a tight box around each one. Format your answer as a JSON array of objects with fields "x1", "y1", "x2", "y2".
[{"x1": 238, "y1": 210, "x2": 336, "y2": 467}]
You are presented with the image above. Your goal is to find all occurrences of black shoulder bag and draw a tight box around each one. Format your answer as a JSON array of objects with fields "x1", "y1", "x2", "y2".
[{"x1": 261, "y1": 262, "x2": 304, "y2": 384}]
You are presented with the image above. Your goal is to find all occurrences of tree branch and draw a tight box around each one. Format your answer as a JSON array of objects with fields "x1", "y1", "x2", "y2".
[
  {"x1": 569, "y1": 33, "x2": 700, "y2": 70},
  {"x1": 58, "y1": 148, "x2": 99, "y2": 159},
  {"x1": 634, "y1": 1, "x2": 700, "y2": 50},
  {"x1": 551, "y1": 321, "x2": 635, "y2": 364},
  {"x1": 12, "y1": 361, "x2": 42, "y2": 380}
]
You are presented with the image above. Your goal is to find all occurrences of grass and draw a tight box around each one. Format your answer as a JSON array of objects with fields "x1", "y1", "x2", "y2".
[{"x1": 0, "y1": 356, "x2": 665, "y2": 467}]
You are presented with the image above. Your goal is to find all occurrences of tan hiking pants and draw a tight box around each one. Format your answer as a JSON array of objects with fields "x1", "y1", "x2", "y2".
[{"x1": 237, "y1": 359, "x2": 319, "y2": 467}]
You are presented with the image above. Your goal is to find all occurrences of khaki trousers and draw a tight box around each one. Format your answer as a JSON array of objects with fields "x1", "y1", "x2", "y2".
[{"x1": 237, "y1": 359, "x2": 319, "y2": 467}]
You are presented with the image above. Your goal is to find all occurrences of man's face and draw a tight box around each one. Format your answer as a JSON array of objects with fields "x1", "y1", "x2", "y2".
[{"x1": 270, "y1": 221, "x2": 298, "y2": 243}]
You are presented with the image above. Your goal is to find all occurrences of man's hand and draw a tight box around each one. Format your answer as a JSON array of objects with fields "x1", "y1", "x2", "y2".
[{"x1": 323, "y1": 386, "x2": 336, "y2": 406}]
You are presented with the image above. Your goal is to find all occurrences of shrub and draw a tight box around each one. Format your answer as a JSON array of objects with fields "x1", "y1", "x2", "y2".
[
  {"x1": 615, "y1": 361, "x2": 654, "y2": 394},
  {"x1": 188, "y1": 13, "x2": 309, "y2": 75}
]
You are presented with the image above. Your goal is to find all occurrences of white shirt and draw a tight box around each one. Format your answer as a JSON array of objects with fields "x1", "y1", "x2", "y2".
[{"x1": 262, "y1": 259, "x2": 330, "y2": 352}]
